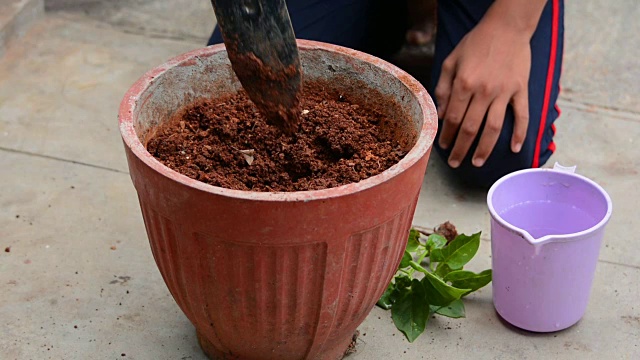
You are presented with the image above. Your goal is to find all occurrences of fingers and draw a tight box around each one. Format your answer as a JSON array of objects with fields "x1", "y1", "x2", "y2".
[
  {"x1": 511, "y1": 90, "x2": 529, "y2": 153},
  {"x1": 435, "y1": 50, "x2": 530, "y2": 169},
  {"x1": 472, "y1": 97, "x2": 509, "y2": 167},
  {"x1": 434, "y1": 57, "x2": 456, "y2": 117},
  {"x1": 447, "y1": 95, "x2": 491, "y2": 168},
  {"x1": 438, "y1": 76, "x2": 474, "y2": 151}
]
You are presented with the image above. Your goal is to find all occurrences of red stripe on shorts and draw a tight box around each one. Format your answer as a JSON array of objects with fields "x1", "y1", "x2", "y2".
[{"x1": 532, "y1": 0, "x2": 560, "y2": 168}]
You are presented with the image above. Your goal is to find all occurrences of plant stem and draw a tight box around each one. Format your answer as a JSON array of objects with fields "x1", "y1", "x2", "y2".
[
  {"x1": 417, "y1": 250, "x2": 429, "y2": 264},
  {"x1": 413, "y1": 225, "x2": 435, "y2": 236},
  {"x1": 400, "y1": 268, "x2": 413, "y2": 276}
]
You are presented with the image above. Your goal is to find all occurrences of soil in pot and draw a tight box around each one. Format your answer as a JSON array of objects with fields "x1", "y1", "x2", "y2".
[{"x1": 146, "y1": 81, "x2": 413, "y2": 192}]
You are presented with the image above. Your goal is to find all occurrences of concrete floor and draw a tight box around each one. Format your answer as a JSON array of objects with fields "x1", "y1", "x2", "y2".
[{"x1": 1, "y1": 0, "x2": 639, "y2": 359}]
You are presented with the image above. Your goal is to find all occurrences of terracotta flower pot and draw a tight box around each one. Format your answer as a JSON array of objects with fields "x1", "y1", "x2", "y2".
[{"x1": 119, "y1": 40, "x2": 437, "y2": 360}]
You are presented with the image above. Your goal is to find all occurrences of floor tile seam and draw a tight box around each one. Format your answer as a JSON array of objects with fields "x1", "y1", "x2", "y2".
[
  {"x1": 0, "y1": 146, "x2": 129, "y2": 175},
  {"x1": 46, "y1": 11, "x2": 208, "y2": 45},
  {"x1": 558, "y1": 97, "x2": 640, "y2": 123}
]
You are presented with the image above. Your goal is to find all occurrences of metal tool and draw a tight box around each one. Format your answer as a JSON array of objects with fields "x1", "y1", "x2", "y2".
[{"x1": 210, "y1": 0, "x2": 302, "y2": 135}]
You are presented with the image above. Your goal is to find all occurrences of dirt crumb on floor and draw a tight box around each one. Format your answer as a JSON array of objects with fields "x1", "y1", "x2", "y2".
[{"x1": 343, "y1": 330, "x2": 360, "y2": 357}]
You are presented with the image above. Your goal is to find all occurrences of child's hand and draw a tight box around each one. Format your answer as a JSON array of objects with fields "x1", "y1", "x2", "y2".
[{"x1": 434, "y1": 0, "x2": 547, "y2": 168}]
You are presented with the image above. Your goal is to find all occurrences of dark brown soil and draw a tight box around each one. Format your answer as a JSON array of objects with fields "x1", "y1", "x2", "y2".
[
  {"x1": 343, "y1": 330, "x2": 360, "y2": 357},
  {"x1": 146, "y1": 83, "x2": 409, "y2": 192}
]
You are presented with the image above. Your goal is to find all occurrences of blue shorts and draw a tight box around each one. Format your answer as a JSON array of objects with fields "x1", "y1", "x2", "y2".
[{"x1": 208, "y1": 0, "x2": 564, "y2": 188}]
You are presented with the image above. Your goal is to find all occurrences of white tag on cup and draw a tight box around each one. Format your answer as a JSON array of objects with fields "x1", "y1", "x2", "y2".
[{"x1": 553, "y1": 162, "x2": 577, "y2": 174}]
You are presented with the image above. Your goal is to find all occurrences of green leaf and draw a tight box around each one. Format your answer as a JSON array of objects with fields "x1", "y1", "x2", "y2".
[
  {"x1": 409, "y1": 261, "x2": 469, "y2": 306},
  {"x1": 430, "y1": 232, "x2": 481, "y2": 270},
  {"x1": 434, "y1": 299, "x2": 466, "y2": 318},
  {"x1": 377, "y1": 275, "x2": 413, "y2": 310},
  {"x1": 395, "y1": 275, "x2": 412, "y2": 290},
  {"x1": 391, "y1": 279, "x2": 430, "y2": 343},
  {"x1": 426, "y1": 234, "x2": 447, "y2": 251},
  {"x1": 434, "y1": 263, "x2": 453, "y2": 278},
  {"x1": 406, "y1": 229, "x2": 421, "y2": 252},
  {"x1": 421, "y1": 270, "x2": 470, "y2": 306},
  {"x1": 444, "y1": 269, "x2": 492, "y2": 296},
  {"x1": 377, "y1": 282, "x2": 396, "y2": 310},
  {"x1": 399, "y1": 251, "x2": 413, "y2": 268}
]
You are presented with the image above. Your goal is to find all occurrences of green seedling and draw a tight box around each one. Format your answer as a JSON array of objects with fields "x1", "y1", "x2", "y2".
[{"x1": 377, "y1": 228, "x2": 492, "y2": 342}]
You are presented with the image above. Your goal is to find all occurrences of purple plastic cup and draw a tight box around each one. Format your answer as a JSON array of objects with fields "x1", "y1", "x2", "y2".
[{"x1": 487, "y1": 163, "x2": 612, "y2": 332}]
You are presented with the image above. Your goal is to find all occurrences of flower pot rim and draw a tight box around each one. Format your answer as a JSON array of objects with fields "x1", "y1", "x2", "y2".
[{"x1": 119, "y1": 40, "x2": 437, "y2": 202}]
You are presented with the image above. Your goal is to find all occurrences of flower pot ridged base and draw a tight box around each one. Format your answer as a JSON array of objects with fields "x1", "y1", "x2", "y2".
[{"x1": 197, "y1": 330, "x2": 354, "y2": 360}]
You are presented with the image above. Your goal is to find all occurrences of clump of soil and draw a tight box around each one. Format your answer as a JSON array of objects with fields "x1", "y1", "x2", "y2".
[
  {"x1": 343, "y1": 330, "x2": 360, "y2": 357},
  {"x1": 414, "y1": 221, "x2": 458, "y2": 243},
  {"x1": 435, "y1": 221, "x2": 458, "y2": 243},
  {"x1": 146, "y1": 83, "x2": 409, "y2": 192}
]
